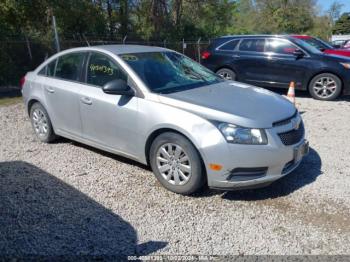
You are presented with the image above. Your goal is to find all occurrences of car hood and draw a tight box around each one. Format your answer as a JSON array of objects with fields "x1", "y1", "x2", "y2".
[
  {"x1": 157, "y1": 81, "x2": 296, "y2": 128},
  {"x1": 320, "y1": 52, "x2": 350, "y2": 62},
  {"x1": 324, "y1": 49, "x2": 350, "y2": 57}
]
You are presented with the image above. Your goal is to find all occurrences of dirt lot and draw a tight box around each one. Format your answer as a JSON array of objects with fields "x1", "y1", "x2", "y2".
[{"x1": 0, "y1": 95, "x2": 349, "y2": 258}]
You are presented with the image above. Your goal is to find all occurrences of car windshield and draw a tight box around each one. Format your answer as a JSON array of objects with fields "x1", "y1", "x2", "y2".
[
  {"x1": 301, "y1": 37, "x2": 333, "y2": 50},
  {"x1": 291, "y1": 38, "x2": 323, "y2": 54},
  {"x1": 120, "y1": 51, "x2": 222, "y2": 94}
]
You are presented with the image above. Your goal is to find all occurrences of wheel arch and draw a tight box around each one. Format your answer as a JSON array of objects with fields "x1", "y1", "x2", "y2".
[
  {"x1": 27, "y1": 98, "x2": 56, "y2": 132},
  {"x1": 27, "y1": 98, "x2": 41, "y2": 116},
  {"x1": 144, "y1": 127, "x2": 207, "y2": 174},
  {"x1": 215, "y1": 65, "x2": 237, "y2": 74}
]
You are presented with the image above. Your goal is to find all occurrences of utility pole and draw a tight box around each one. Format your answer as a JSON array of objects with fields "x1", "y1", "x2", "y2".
[
  {"x1": 52, "y1": 15, "x2": 60, "y2": 53},
  {"x1": 197, "y1": 38, "x2": 201, "y2": 63}
]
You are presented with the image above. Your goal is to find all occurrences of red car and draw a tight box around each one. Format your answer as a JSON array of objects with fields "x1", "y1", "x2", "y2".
[{"x1": 292, "y1": 35, "x2": 350, "y2": 58}]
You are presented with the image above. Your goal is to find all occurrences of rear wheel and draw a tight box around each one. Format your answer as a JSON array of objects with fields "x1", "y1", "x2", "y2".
[
  {"x1": 30, "y1": 102, "x2": 57, "y2": 143},
  {"x1": 308, "y1": 73, "x2": 342, "y2": 101},
  {"x1": 216, "y1": 68, "x2": 236, "y2": 81},
  {"x1": 149, "y1": 132, "x2": 205, "y2": 195}
]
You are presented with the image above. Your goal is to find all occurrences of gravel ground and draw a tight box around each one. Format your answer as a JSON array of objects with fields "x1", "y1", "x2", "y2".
[{"x1": 0, "y1": 96, "x2": 349, "y2": 258}]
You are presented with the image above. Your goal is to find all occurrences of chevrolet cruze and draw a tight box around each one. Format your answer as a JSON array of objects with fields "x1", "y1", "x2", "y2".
[{"x1": 22, "y1": 45, "x2": 309, "y2": 195}]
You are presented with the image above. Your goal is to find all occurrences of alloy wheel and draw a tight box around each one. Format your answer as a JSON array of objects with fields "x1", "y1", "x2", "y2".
[
  {"x1": 32, "y1": 108, "x2": 48, "y2": 136},
  {"x1": 313, "y1": 77, "x2": 338, "y2": 99},
  {"x1": 217, "y1": 69, "x2": 235, "y2": 80}
]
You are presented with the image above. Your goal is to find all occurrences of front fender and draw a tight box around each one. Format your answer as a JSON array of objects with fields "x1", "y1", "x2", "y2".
[{"x1": 137, "y1": 99, "x2": 231, "y2": 175}]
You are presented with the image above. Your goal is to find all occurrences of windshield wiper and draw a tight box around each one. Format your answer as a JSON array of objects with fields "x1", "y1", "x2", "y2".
[{"x1": 182, "y1": 66, "x2": 206, "y2": 81}]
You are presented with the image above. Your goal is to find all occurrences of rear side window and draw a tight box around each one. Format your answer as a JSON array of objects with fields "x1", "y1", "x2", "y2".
[
  {"x1": 47, "y1": 59, "x2": 57, "y2": 77},
  {"x1": 265, "y1": 39, "x2": 298, "y2": 55},
  {"x1": 87, "y1": 52, "x2": 127, "y2": 87},
  {"x1": 239, "y1": 39, "x2": 265, "y2": 52},
  {"x1": 218, "y1": 40, "x2": 239, "y2": 51},
  {"x1": 38, "y1": 67, "x2": 47, "y2": 76},
  {"x1": 38, "y1": 59, "x2": 56, "y2": 77},
  {"x1": 55, "y1": 53, "x2": 85, "y2": 81}
]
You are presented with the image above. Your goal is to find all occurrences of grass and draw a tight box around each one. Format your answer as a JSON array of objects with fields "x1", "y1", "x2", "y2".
[{"x1": 0, "y1": 96, "x2": 22, "y2": 107}]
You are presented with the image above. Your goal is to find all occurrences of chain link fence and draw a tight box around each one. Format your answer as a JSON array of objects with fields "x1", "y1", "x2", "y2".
[{"x1": 0, "y1": 37, "x2": 210, "y2": 87}]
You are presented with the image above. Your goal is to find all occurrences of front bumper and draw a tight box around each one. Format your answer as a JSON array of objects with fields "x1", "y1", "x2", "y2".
[{"x1": 201, "y1": 116, "x2": 308, "y2": 190}]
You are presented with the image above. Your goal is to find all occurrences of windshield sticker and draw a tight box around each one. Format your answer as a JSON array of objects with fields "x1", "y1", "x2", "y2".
[
  {"x1": 120, "y1": 54, "x2": 138, "y2": 61},
  {"x1": 90, "y1": 64, "x2": 114, "y2": 75}
]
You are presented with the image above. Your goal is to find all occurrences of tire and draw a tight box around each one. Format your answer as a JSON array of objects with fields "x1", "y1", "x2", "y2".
[
  {"x1": 30, "y1": 102, "x2": 57, "y2": 143},
  {"x1": 149, "y1": 132, "x2": 205, "y2": 195},
  {"x1": 308, "y1": 73, "x2": 342, "y2": 101},
  {"x1": 216, "y1": 68, "x2": 236, "y2": 81}
]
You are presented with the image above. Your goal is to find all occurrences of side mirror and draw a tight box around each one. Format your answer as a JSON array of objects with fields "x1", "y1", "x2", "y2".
[
  {"x1": 293, "y1": 49, "x2": 305, "y2": 58},
  {"x1": 102, "y1": 79, "x2": 135, "y2": 96}
]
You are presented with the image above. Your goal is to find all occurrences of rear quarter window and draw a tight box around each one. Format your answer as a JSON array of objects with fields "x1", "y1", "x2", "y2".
[
  {"x1": 38, "y1": 66, "x2": 47, "y2": 76},
  {"x1": 38, "y1": 59, "x2": 57, "y2": 77},
  {"x1": 217, "y1": 40, "x2": 239, "y2": 51}
]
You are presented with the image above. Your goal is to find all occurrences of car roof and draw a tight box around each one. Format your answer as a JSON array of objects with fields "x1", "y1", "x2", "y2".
[
  {"x1": 218, "y1": 34, "x2": 289, "y2": 39},
  {"x1": 55, "y1": 45, "x2": 171, "y2": 57},
  {"x1": 212, "y1": 35, "x2": 296, "y2": 44},
  {"x1": 209, "y1": 35, "x2": 295, "y2": 47},
  {"x1": 94, "y1": 44, "x2": 169, "y2": 54}
]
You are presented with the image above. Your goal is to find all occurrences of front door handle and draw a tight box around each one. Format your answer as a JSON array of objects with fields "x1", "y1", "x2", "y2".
[
  {"x1": 45, "y1": 87, "x2": 55, "y2": 93},
  {"x1": 232, "y1": 54, "x2": 240, "y2": 58},
  {"x1": 81, "y1": 97, "x2": 92, "y2": 105}
]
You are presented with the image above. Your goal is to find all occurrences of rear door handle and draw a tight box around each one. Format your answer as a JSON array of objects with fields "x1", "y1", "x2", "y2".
[
  {"x1": 80, "y1": 97, "x2": 92, "y2": 105},
  {"x1": 232, "y1": 54, "x2": 240, "y2": 58},
  {"x1": 45, "y1": 87, "x2": 55, "y2": 93}
]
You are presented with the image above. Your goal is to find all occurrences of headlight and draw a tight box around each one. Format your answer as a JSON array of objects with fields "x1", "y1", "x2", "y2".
[
  {"x1": 340, "y1": 62, "x2": 350, "y2": 69},
  {"x1": 218, "y1": 123, "x2": 268, "y2": 145}
]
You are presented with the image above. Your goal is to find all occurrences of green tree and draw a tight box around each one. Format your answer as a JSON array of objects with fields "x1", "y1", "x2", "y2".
[
  {"x1": 132, "y1": 0, "x2": 237, "y2": 40},
  {"x1": 231, "y1": 0, "x2": 332, "y2": 39},
  {"x1": 333, "y1": 12, "x2": 350, "y2": 34}
]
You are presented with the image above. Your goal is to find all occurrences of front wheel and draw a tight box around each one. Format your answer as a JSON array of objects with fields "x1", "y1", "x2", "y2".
[
  {"x1": 308, "y1": 73, "x2": 342, "y2": 101},
  {"x1": 149, "y1": 132, "x2": 205, "y2": 195}
]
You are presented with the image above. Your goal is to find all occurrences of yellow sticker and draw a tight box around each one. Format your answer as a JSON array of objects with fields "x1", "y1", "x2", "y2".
[
  {"x1": 90, "y1": 64, "x2": 114, "y2": 76},
  {"x1": 120, "y1": 54, "x2": 138, "y2": 61}
]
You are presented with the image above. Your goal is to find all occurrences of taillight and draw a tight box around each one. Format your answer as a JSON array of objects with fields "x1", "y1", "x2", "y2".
[
  {"x1": 201, "y1": 51, "x2": 211, "y2": 60},
  {"x1": 19, "y1": 76, "x2": 25, "y2": 89}
]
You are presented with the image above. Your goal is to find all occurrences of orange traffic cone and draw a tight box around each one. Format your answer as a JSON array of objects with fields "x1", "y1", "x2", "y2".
[{"x1": 286, "y1": 81, "x2": 296, "y2": 105}]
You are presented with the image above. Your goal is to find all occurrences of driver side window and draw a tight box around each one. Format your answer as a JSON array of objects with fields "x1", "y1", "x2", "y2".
[{"x1": 87, "y1": 52, "x2": 127, "y2": 87}]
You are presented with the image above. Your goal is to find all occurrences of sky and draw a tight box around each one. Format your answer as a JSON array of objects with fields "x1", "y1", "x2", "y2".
[{"x1": 318, "y1": 0, "x2": 350, "y2": 13}]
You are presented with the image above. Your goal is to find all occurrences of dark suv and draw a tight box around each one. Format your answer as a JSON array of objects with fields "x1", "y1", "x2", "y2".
[{"x1": 201, "y1": 35, "x2": 350, "y2": 100}]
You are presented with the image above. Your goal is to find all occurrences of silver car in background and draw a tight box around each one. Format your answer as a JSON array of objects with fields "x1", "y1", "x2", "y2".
[{"x1": 22, "y1": 45, "x2": 309, "y2": 195}]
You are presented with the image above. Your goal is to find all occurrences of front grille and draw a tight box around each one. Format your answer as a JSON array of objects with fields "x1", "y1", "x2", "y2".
[{"x1": 278, "y1": 122, "x2": 304, "y2": 146}]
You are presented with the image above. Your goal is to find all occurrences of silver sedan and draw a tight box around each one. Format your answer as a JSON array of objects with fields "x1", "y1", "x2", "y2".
[{"x1": 21, "y1": 45, "x2": 309, "y2": 195}]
